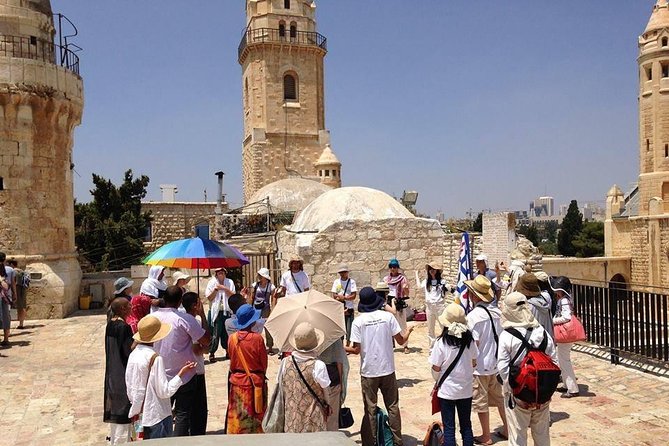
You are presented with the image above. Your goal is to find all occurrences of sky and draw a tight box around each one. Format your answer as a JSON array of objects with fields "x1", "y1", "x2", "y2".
[{"x1": 55, "y1": 0, "x2": 652, "y2": 218}]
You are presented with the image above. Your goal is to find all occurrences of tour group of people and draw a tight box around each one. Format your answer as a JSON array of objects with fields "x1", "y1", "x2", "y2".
[
  {"x1": 0, "y1": 252, "x2": 30, "y2": 349},
  {"x1": 102, "y1": 254, "x2": 580, "y2": 446}
]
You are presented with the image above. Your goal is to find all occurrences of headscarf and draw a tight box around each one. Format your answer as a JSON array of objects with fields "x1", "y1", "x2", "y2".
[{"x1": 140, "y1": 265, "x2": 167, "y2": 298}]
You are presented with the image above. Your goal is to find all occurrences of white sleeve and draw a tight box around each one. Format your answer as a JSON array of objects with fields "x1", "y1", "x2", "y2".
[
  {"x1": 428, "y1": 342, "x2": 443, "y2": 367},
  {"x1": 350, "y1": 320, "x2": 361, "y2": 344},
  {"x1": 151, "y1": 357, "x2": 184, "y2": 399},
  {"x1": 553, "y1": 298, "x2": 573, "y2": 325},
  {"x1": 497, "y1": 333, "x2": 512, "y2": 388},
  {"x1": 228, "y1": 279, "x2": 236, "y2": 294},
  {"x1": 331, "y1": 280, "x2": 339, "y2": 293},
  {"x1": 279, "y1": 273, "x2": 288, "y2": 288},
  {"x1": 205, "y1": 279, "x2": 216, "y2": 296},
  {"x1": 350, "y1": 279, "x2": 358, "y2": 293},
  {"x1": 304, "y1": 273, "x2": 311, "y2": 289},
  {"x1": 312, "y1": 360, "x2": 331, "y2": 389},
  {"x1": 389, "y1": 314, "x2": 402, "y2": 336}
]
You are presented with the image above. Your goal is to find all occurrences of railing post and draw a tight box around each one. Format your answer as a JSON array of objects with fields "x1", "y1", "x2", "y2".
[{"x1": 609, "y1": 285, "x2": 620, "y2": 365}]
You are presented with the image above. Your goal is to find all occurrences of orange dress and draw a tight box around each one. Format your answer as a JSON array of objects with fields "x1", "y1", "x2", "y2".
[{"x1": 225, "y1": 331, "x2": 268, "y2": 434}]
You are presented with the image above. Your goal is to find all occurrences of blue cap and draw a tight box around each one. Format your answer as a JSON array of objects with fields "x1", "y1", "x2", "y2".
[{"x1": 388, "y1": 258, "x2": 400, "y2": 268}]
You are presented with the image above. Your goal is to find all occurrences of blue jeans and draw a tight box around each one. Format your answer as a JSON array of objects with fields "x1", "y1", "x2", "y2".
[
  {"x1": 144, "y1": 415, "x2": 173, "y2": 439},
  {"x1": 439, "y1": 397, "x2": 473, "y2": 446}
]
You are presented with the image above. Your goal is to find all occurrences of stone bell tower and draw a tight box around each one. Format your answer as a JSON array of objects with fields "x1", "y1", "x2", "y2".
[
  {"x1": 239, "y1": 0, "x2": 338, "y2": 202},
  {"x1": 638, "y1": 0, "x2": 669, "y2": 215},
  {"x1": 0, "y1": 0, "x2": 84, "y2": 318}
]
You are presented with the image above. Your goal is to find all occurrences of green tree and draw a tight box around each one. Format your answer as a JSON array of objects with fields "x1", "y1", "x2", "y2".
[
  {"x1": 539, "y1": 241, "x2": 559, "y2": 255},
  {"x1": 518, "y1": 224, "x2": 540, "y2": 246},
  {"x1": 542, "y1": 220, "x2": 559, "y2": 243},
  {"x1": 471, "y1": 212, "x2": 483, "y2": 232},
  {"x1": 572, "y1": 221, "x2": 605, "y2": 258},
  {"x1": 557, "y1": 200, "x2": 583, "y2": 256},
  {"x1": 75, "y1": 170, "x2": 152, "y2": 271}
]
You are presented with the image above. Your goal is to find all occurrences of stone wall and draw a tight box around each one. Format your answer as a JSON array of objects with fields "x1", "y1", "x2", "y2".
[
  {"x1": 277, "y1": 217, "x2": 444, "y2": 310},
  {"x1": 142, "y1": 202, "x2": 220, "y2": 252},
  {"x1": 542, "y1": 257, "x2": 631, "y2": 287}
]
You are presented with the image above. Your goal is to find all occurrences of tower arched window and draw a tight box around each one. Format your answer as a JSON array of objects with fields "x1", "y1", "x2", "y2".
[
  {"x1": 290, "y1": 22, "x2": 297, "y2": 39},
  {"x1": 284, "y1": 0, "x2": 291, "y2": 9},
  {"x1": 283, "y1": 73, "x2": 298, "y2": 101},
  {"x1": 279, "y1": 21, "x2": 286, "y2": 39},
  {"x1": 244, "y1": 78, "x2": 249, "y2": 108},
  {"x1": 663, "y1": 37, "x2": 668, "y2": 47}
]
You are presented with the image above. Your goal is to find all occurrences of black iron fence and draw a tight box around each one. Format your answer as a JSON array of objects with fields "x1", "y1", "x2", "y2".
[
  {"x1": 238, "y1": 27, "x2": 327, "y2": 59},
  {"x1": 572, "y1": 283, "x2": 669, "y2": 366},
  {"x1": 0, "y1": 34, "x2": 80, "y2": 75}
]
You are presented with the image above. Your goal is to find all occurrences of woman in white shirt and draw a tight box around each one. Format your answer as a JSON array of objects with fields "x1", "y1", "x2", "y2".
[
  {"x1": 429, "y1": 304, "x2": 478, "y2": 446},
  {"x1": 416, "y1": 263, "x2": 454, "y2": 348},
  {"x1": 550, "y1": 276, "x2": 580, "y2": 398}
]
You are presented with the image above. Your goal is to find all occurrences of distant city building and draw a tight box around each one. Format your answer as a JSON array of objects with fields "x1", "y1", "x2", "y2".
[
  {"x1": 530, "y1": 196, "x2": 554, "y2": 217},
  {"x1": 581, "y1": 202, "x2": 605, "y2": 222},
  {"x1": 514, "y1": 210, "x2": 530, "y2": 226},
  {"x1": 558, "y1": 204, "x2": 569, "y2": 216}
]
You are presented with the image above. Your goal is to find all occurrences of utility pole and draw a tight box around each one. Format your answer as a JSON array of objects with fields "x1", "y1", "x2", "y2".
[{"x1": 215, "y1": 171, "x2": 225, "y2": 240}]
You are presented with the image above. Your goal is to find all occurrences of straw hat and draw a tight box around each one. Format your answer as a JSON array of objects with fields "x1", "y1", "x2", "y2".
[
  {"x1": 257, "y1": 267, "x2": 272, "y2": 281},
  {"x1": 501, "y1": 292, "x2": 539, "y2": 329},
  {"x1": 289, "y1": 322, "x2": 325, "y2": 352},
  {"x1": 534, "y1": 271, "x2": 550, "y2": 283},
  {"x1": 425, "y1": 263, "x2": 442, "y2": 272},
  {"x1": 288, "y1": 257, "x2": 304, "y2": 270},
  {"x1": 133, "y1": 316, "x2": 172, "y2": 344},
  {"x1": 464, "y1": 275, "x2": 494, "y2": 302},
  {"x1": 516, "y1": 273, "x2": 542, "y2": 297}
]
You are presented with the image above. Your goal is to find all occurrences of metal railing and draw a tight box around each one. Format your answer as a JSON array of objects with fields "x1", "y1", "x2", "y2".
[
  {"x1": 572, "y1": 283, "x2": 669, "y2": 367},
  {"x1": 238, "y1": 27, "x2": 327, "y2": 59},
  {"x1": 0, "y1": 34, "x2": 80, "y2": 76}
]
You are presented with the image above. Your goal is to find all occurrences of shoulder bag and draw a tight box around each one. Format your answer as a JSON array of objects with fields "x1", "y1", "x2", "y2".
[
  {"x1": 554, "y1": 300, "x2": 586, "y2": 344},
  {"x1": 431, "y1": 342, "x2": 467, "y2": 415},
  {"x1": 230, "y1": 333, "x2": 265, "y2": 414}
]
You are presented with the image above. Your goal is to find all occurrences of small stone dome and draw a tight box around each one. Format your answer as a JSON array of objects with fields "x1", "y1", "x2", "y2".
[
  {"x1": 607, "y1": 184, "x2": 624, "y2": 197},
  {"x1": 314, "y1": 144, "x2": 341, "y2": 167},
  {"x1": 244, "y1": 178, "x2": 332, "y2": 214},
  {"x1": 291, "y1": 186, "x2": 414, "y2": 232}
]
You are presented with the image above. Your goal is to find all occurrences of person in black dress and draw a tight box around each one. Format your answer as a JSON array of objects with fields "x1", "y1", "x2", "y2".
[{"x1": 104, "y1": 298, "x2": 134, "y2": 444}]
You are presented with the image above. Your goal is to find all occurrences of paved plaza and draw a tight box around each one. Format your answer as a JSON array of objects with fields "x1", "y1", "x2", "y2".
[{"x1": 1, "y1": 311, "x2": 669, "y2": 446}]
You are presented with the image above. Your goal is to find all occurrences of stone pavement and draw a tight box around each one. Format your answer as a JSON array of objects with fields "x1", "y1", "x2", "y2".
[{"x1": 2, "y1": 311, "x2": 669, "y2": 445}]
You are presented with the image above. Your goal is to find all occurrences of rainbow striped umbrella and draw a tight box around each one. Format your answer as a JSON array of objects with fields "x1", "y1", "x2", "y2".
[{"x1": 143, "y1": 237, "x2": 250, "y2": 269}]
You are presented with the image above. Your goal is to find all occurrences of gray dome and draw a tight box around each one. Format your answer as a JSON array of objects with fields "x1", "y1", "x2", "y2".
[
  {"x1": 291, "y1": 186, "x2": 414, "y2": 232},
  {"x1": 244, "y1": 178, "x2": 332, "y2": 214}
]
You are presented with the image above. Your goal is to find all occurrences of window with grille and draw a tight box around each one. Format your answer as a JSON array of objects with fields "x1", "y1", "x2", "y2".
[{"x1": 284, "y1": 74, "x2": 297, "y2": 101}]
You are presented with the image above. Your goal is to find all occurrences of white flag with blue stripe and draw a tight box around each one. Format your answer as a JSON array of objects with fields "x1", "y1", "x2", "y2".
[{"x1": 456, "y1": 231, "x2": 472, "y2": 313}]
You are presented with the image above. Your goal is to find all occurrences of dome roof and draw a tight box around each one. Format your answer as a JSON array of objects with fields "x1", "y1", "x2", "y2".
[
  {"x1": 244, "y1": 178, "x2": 332, "y2": 214},
  {"x1": 607, "y1": 184, "x2": 624, "y2": 197},
  {"x1": 645, "y1": 1, "x2": 669, "y2": 35},
  {"x1": 291, "y1": 186, "x2": 414, "y2": 232},
  {"x1": 314, "y1": 144, "x2": 341, "y2": 166}
]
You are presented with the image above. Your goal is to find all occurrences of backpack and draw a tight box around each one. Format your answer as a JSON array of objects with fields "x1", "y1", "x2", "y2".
[
  {"x1": 0, "y1": 277, "x2": 10, "y2": 304},
  {"x1": 507, "y1": 328, "x2": 561, "y2": 405},
  {"x1": 423, "y1": 421, "x2": 444, "y2": 446},
  {"x1": 375, "y1": 406, "x2": 394, "y2": 446},
  {"x1": 17, "y1": 271, "x2": 30, "y2": 289}
]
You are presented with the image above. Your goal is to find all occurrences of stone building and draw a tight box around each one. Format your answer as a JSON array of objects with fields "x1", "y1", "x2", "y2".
[
  {"x1": 0, "y1": 0, "x2": 84, "y2": 318},
  {"x1": 277, "y1": 187, "x2": 445, "y2": 310},
  {"x1": 605, "y1": 0, "x2": 669, "y2": 290},
  {"x1": 239, "y1": 0, "x2": 342, "y2": 202}
]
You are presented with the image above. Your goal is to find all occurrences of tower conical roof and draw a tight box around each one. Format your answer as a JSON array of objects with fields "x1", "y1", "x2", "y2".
[
  {"x1": 314, "y1": 144, "x2": 341, "y2": 166},
  {"x1": 645, "y1": 0, "x2": 669, "y2": 35}
]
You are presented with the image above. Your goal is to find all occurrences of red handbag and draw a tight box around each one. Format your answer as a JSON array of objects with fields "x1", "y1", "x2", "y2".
[{"x1": 554, "y1": 315, "x2": 586, "y2": 343}]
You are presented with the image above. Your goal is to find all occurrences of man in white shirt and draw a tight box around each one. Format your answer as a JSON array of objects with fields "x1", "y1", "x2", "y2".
[
  {"x1": 205, "y1": 267, "x2": 235, "y2": 362},
  {"x1": 346, "y1": 287, "x2": 414, "y2": 446},
  {"x1": 331, "y1": 264, "x2": 357, "y2": 347},
  {"x1": 153, "y1": 286, "x2": 210, "y2": 437},
  {"x1": 277, "y1": 258, "x2": 310, "y2": 298},
  {"x1": 498, "y1": 292, "x2": 558, "y2": 446},
  {"x1": 465, "y1": 275, "x2": 508, "y2": 445},
  {"x1": 126, "y1": 316, "x2": 195, "y2": 440}
]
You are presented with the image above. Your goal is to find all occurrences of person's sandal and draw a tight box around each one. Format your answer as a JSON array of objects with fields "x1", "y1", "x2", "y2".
[{"x1": 473, "y1": 436, "x2": 493, "y2": 445}]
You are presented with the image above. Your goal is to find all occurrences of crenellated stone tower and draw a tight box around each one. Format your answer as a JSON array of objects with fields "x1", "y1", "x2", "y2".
[
  {"x1": 0, "y1": 0, "x2": 84, "y2": 318},
  {"x1": 239, "y1": 0, "x2": 340, "y2": 202}
]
